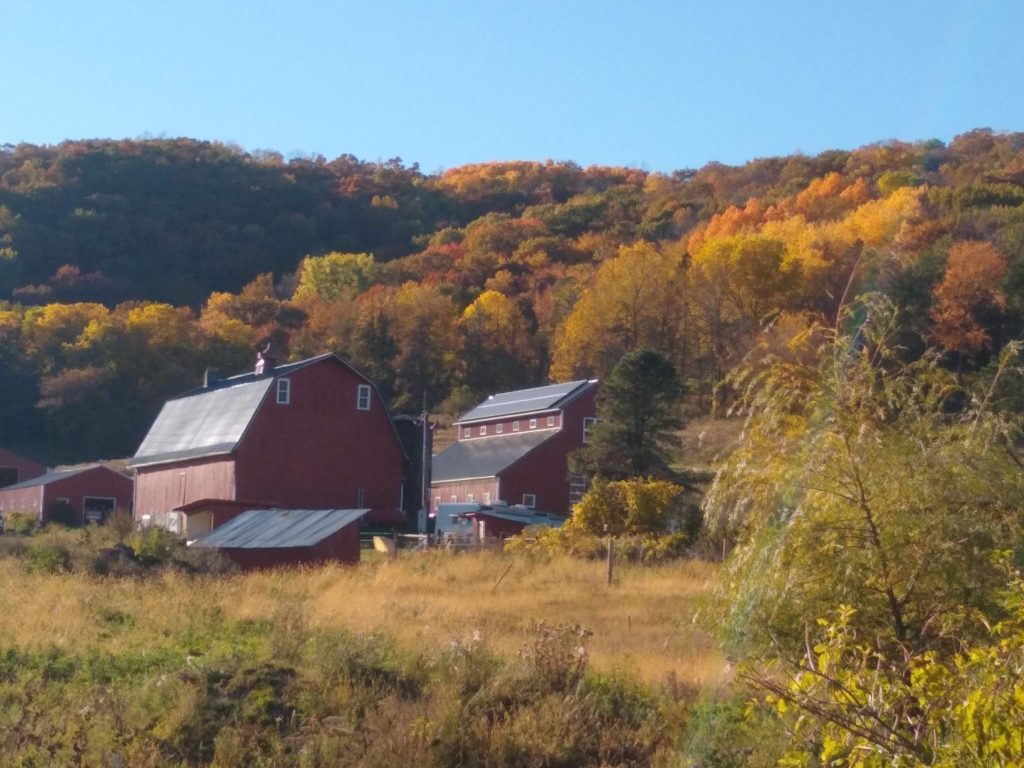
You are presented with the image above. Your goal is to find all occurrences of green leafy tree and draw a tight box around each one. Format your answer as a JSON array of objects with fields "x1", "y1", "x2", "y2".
[
  {"x1": 704, "y1": 295, "x2": 1024, "y2": 764},
  {"x1": 571, "y1": 348, "x2": 684, "y2": 480}
]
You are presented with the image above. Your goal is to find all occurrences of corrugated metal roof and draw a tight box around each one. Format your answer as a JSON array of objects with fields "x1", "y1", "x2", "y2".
[
  {"x1": 192, "y1": 508, "x2": 369, "y2": 549},
  {"x1": 431, "y1": 430, "x2": 554, "y2": 482},
  {"x1": 130, "y1": 379, "x2": 273, "y2": 467},
  {"x1": 461, "y1": 508, "x2": 566, "y2": 527},
  {"x1": 0, "y1": 466, "x2": 93, "y2": 491},
  {"x1": 457, "y1": 380, "x2": 594, "y2": 423}
]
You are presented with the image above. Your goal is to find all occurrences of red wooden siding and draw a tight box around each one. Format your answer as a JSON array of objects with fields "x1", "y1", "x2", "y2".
[
  {"x1": 457, "y1": 413, "x2": 560, "y2": 440},
  {"x1": 0, "y1": 448, "x2": 46, "y2": 488},
  {"x1": 234, "y1": 360, "x2": 405, "y2": 526},
  {"x1": 430, "y1": 478, "x2": 500, "y2": 511},
  {"x1": 494, "y1": 386, "x2": 597, "y2": 514},
  {"x1": 134, "y1": 456, "x2": 236, "y2": 527},
  {"x1": 214, "y1": 525, "x2": 361, "y2": 570},
  {"x1": 0, "y1": 467, "x2": 133, "y2": 524}
]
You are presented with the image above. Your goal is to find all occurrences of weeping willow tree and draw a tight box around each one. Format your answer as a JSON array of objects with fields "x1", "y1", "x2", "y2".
[{"x1": 703, "y1": 295, "x2": 1024, "y2": 765}]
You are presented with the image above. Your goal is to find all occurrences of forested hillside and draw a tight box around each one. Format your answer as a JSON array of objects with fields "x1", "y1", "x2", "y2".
[{"x1": 1, "y1": 130, "x2": 1023, "y2": 463}]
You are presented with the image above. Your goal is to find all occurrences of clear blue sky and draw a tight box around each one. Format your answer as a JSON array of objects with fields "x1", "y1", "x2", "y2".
[{"x1": 3, "y1": 1, "x2": 1023, "y2": 173}]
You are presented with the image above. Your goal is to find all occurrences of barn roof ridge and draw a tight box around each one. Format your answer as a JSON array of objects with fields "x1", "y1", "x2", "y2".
[
  {"x1": 455, "y1": 379, "x2": 598, "y2": 424},
  {"x1": 431, "y1": 429, "x2": 555, "y2": 482},
  {"x1": 0, "y1": 464, "x2": 116, "y2": 491}
]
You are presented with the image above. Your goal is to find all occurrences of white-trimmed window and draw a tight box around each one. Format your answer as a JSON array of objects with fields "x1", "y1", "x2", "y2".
[
  {"x1": 546, "y1": 415, "x2": 555, "y2": 427},
  {"x1": 276, "y1": 378, "x2": 291, "y2": 404},
  {"x1": 483, "y1": 492, "x2": 491, "y2": 504},
  {"x1": 434, "y1": 496, "x2": 441, "y2": 510},
  {"x1": 463, "y1": 428, "x2": 471, "y2": 439},
  {"x1": 496, "y1": 423, "x2": 503, "y2": 434},
  {"x1": 480, "y1": 425, "x2": 487, "y2": 436},
  {"x1": 583, "y1": 417, "x2": 598, "y2": 443},
  {"x1": 529, "y1": 418, "x2": 537, "y2": 429},
  {"x1": 450, "y1": 495, "x2": 458, "y2": 502},
  {"x1": 467, "y1": 493, "x2": 475, "y2": 502},
  {"x1": 512, "y1": 420, "x2": 520, "y2": 432},
  {"x1": 357, "y1": 384, "x2": 371, "y2": 410},
  {"x1": 522, "y1": 493, "x2": 536, "y2": 509},
  {"x1": 569, "y1": 475, "x2": 588, "y2": 504}
]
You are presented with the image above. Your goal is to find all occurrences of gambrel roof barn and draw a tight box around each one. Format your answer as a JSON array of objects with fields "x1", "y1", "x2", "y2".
[{"x1": 131, "y1": 352, "x2": 407, "y2": 532}]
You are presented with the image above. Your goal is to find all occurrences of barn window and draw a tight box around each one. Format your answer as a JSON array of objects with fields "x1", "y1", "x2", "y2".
[
  {"x1": 467, "y1": 493, "x2": 475, "y2": 502},
  {"x1": 434, "y1": 496, "x2": 441, "y2": 510},
  {"x1": 480, "y1": 425, "x2": 487, "y2": 436},
  {"x1": 276, "y1": 378, "x2": 291, "y2": 404},
  {"x1": 569, "y1": 475, "x2": 588, "y2": 504},
  {"x1": 496, "y1": 423, "x2": 503, "y2": 434},
  {"x1": 512, "y1": 421, "x2": 520, "y2": 432},
  {"x1": 583, "y1": 417, "x2": 598, "y2": 443},
  {"x1": 357, "y1": 384, "x2": 371, "y2": 410},
  {"x1": 522, "y1": 493, "x2": 536, "y2": 509},
  {"x1": 463, "y1": 428, "x2": 471, "y2": 439},
  {"x1": 483, "y1": 492, "x2": 491, "y2": 504},
  {"x1": 450, "y1": 495, "x2": 457, "y2": 502},
  {"x1": 546, "y1": 415, "x2": 555, "y2": 427},
  {"x1": 529, "y1": 418, "x2": 537, "y2": 429}
]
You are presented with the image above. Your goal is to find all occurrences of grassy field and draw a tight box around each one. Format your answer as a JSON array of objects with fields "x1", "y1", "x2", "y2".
[{"x1": 0, "y1": 549, "x2": 725, "y2": 691}]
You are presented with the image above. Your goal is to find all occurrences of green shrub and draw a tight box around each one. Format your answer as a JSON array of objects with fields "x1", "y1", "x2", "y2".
[
  {"x1": 4, "y1": 511, "x2": 37, "y2": 535},
  {"x1": 26, "y1": 539, "x2": 70, "y2": 574},
  {"x1": 129, "y1": 526, "x2": 181, "y2": 566},
  {"x1": 679, "y1": 692, "x2": 785, "y2": 768}
]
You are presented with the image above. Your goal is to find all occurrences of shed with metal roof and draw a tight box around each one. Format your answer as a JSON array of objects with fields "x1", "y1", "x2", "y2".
[
  {"x1": 191, "y1": 508, "x2": 369, "y2": 570},
  {"x1": 0, "y1": 465, "x2": 133, "y2": 525}
]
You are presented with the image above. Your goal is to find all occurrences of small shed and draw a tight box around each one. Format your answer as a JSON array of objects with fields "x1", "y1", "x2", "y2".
[
  {"x1": 0, "y1": 465, "x2": 133, "y2": 524},
  {"x1": 190, "y1": 508, "x2": 369, "y2": 570},
  {"x1": 172, "y1": 498, "x2": 276, "y2": 540},
  {"x1": 453, "y1": 504, "x2": 566, "y2": 540},
  {"x1": 0, "y1": 448, "x2": 46, "y2": 489}
]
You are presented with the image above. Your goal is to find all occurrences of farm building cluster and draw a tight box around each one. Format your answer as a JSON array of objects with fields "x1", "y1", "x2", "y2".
[{"x1": 0, "y1": 349, "x2": 597, "y2": 567}]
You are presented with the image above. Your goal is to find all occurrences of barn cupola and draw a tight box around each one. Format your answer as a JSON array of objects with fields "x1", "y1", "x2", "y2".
[{"x1": 255, "y1": 343, "x2": 277, "y2": 375}]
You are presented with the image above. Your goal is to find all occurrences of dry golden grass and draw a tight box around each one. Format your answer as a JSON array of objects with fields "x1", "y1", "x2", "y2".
[{"x1": 0, "y1": 551, "x2": 727, "y2": 691}]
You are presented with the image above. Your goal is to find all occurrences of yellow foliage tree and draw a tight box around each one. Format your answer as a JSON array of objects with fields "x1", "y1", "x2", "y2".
[{"x1": 550, "y1": 242, "x2": 687, "y2": 380}]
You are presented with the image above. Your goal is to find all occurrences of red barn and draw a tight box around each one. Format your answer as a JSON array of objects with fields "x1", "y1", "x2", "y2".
[
  {"x1": 430, "y1": 380, "x2": 598, "y2": 515},
  {"x1": 0, "y1": 448, "x2": 46, "y2": 489},
  {"x1": 190, "y1": 508, "x2": 368, "y2": 570},
  {"x1": 130, "y1": 352, "x2": 407, "y2": 533},
  {"x1": 0, "y1": 465, "x2": 133, "y2": 525}
]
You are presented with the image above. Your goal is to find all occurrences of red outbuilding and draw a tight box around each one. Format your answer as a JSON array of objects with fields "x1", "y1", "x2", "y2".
[
  {"x1": 0, "y1": 465, "x2": 134, "y2": 525},
  {"x1": 130, "y1": 351, "x2": 407, "y2": 534},
  {"x1": 0, "y1": 447, "x2": 46, "y2": 489},
  {"x1": 190, "y1": 507, "x2": 368, "y2": 570},
  {"x1": 430, "y1": 380, "x2": 598, "y2": 515}
]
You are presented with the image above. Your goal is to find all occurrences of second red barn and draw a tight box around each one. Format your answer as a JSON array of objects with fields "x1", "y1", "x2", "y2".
[{"x1": 430, "y1": 380, "x2": 598, "y2": 516}]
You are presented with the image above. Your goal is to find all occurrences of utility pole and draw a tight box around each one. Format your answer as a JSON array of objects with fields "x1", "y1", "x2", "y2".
[{"x1": 419, "y1": 391, "x2": 430, "y2": 536}]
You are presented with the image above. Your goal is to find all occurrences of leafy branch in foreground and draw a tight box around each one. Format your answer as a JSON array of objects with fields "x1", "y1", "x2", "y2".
[{"x1": 702, "y1": 294, "x2": 1024, "y2": 765}]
